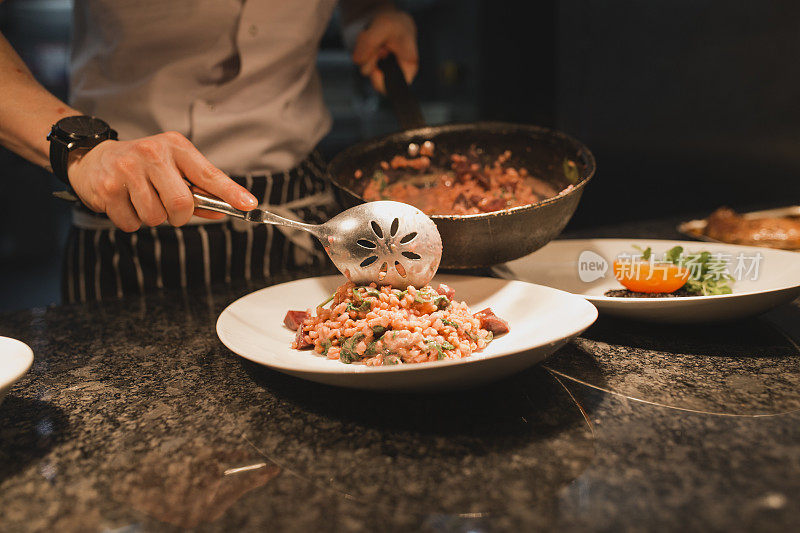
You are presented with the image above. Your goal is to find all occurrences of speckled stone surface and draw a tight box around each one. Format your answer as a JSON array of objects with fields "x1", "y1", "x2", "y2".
[{"x1": 1, "y1": 216, "x2": 799, "y2": 532}]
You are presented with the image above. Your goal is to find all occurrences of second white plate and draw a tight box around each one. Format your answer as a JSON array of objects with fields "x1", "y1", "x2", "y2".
[
  {"x1": 0, "y1": 336, "x2": 34, "y2": 406},
  {"x1": 216, "y1": 275, "x2": 597, "y2": 392},
  {"x1": 494, "y1": 239, "x2": 800, "y2": 323}
]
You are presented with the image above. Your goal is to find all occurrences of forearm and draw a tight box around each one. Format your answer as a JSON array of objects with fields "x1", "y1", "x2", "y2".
[{"x1": 0, "y1": 32, "x2": 80, "y2": 169}]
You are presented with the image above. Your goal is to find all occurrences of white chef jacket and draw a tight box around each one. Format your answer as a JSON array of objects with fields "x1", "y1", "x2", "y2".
[{"x1": 69, "y1": 0, "x2": 387, "y2": 175}]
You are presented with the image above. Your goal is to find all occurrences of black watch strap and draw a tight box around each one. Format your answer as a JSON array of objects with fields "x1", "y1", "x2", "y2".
[
  {"x1": 49, "y1": 138, "x2": 72, "y2": 187},
  {"x1": 47, "y1": 115, "x2": 118, "y2": 187}
]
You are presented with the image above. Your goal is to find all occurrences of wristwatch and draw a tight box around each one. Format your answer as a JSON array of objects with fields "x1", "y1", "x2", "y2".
[{"x1": 47, "y1": 115, "x2": 118, "y2": 186}]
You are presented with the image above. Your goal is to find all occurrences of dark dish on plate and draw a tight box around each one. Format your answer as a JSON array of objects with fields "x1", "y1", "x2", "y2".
[
  {"x1": 605, "y1": 246, "x2": 734, "y2": 298},
  {"x1": 284, "y1": 281, "x2": 509, "y2": 366},
  {"x1": 358, "y1": 145, "x2": 575, "y2": 216}
]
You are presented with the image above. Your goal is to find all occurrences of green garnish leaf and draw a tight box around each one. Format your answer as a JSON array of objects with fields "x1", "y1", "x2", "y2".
[
  {"x1": 433, "y1": 295, "x2": 451, "y2": 310},
  {"x1": 364, "y1": 341, "x2": 378, "y2": 356},
  {"x1": 425, "y1": 338, "x2": 454, "y2": 360},
  {"x1": 339, "y1": 333, "x2": 365, "y2": 364},
  {"x1": 346, "y1": 300, "x2": 372, "y2": 314},
  {"x1": 665, "y1": 246, "x2": 684, "y2": 264},
  {"x1": 320, "y1": 339, "x2": 332, "y2": 356},
  {"x1": 371, "y1": 325, "x2": 387, "y2": 338}
]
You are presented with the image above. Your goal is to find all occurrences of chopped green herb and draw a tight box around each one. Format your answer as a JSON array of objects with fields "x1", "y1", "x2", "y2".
[
  {"x1": 346, "y1": 300, "x2": 372, "y2": 314},
  {"x1": 677, "y1": 251, "x2": 733, "y2": 296},
  {"x1": 665, "y1": 245, "x2": 683, "y2": 264},
  {"x1": 441, "y1": 319, "x2": 459, "y2": 329},
  {"x1": 383, "y1": 354, "x2": 400, "y2": 365},
  {"x1": 632, "y1": 245, "x2": 652, "y2": 261},
  {"x1": 433, "y1": 295, "x2": 451, "y2": 309},
  {"x1": 371, "y1": 325, "x2": 387, "y2": 338},
  {"x1": 364, "y1": 341, "x2": 378, "y2": 356},
  {"x1": 318, "y1": 293, "x2": 335, "y2": 308},
  {"x1": 339, "y1": 351, "x2": 357, "y2": 364},
  {"x1": 339, "y1": 333, "x2": 365, "y2": 364},
  {"x1": 320, "y1": 339, "x2": 332, "y2": 356},
  {"x1": 425, "y1": 338, "x2": 455, "y2": 360}
]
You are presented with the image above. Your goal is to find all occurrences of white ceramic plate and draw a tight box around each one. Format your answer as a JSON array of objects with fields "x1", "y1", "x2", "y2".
[
  {"x1": 217, "y1": 275, "x2": 597, "y2": 392},
  {"x1": 0, "y1": 337, "x2": 34, "y2": 406},
  {"x1": 494, "y1": 239, "x2": 800, "y2": 323}
]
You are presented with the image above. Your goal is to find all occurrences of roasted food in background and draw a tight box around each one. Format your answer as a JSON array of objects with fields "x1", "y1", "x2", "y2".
[{"x1": 704, "y1": 207, "x2": 800, "y2": 249}]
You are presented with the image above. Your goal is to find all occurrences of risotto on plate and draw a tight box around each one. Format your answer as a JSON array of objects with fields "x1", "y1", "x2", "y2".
[{"x1": 284, "y1": 281, "x2": 509, "y2": 366}]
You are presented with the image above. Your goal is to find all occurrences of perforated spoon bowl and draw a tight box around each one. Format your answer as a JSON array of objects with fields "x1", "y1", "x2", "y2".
[{"x1": 194, "y1": 194, "x2": 442, "y2": 288}]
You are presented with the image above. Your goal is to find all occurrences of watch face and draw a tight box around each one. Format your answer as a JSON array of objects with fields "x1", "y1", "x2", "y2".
[{"x1": 58, "y1": 116, "x2": 109, "y2": 138}]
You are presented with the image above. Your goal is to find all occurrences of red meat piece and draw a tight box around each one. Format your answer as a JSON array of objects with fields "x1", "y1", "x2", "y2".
[
  {"x1": 284, "y1": 310, "x2": 308, "y2": 331},
  {"x1": 436, "y1": 283, "x2": 455, "y2": 299},
  {"x1": 473, "y1": 307, "x2": 510, "y2": 335}
]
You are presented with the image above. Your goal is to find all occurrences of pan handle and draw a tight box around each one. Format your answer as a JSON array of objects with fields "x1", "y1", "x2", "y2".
[{"x1": 377, "y1": 53, "x2": 426, "y2": 130}]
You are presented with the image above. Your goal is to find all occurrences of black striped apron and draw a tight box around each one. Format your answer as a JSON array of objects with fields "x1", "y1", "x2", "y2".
[{"x1": 61, "y1": 151, "x2": 336, "y2": 303}]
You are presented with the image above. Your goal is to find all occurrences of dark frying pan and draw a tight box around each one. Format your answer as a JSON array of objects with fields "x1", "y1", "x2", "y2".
[{"x1": 327, "y1": 56, "x2": 596, "y2": 269}]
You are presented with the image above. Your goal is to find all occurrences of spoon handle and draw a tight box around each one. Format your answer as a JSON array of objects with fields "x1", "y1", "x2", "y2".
[
  {"x1": 192, "y1": 192, "x2": 248, "y2": 218},
  {"x1": 192, "y1": 192, "x2": 321, "y2": 235}
]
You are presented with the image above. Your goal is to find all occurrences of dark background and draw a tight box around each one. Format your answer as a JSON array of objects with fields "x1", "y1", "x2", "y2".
[{"x1": 1, "y1": 0, "x2": 799, "y2": 311}]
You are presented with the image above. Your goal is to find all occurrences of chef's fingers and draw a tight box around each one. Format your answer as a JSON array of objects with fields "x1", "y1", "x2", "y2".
[
  {"x1": 128, "y1": 178, "x2": 168, "y2": 227},
  {"x1": 357, "y1": 43, "x2": 417, "y2": 95},
  {"x1": 363, "y1": 47, "x2": 417, "y2": 95},
  {"x1": 391, "y1": 32, "x2": 419, "y2": 83},
  {"x1": 92, "y1": 153, "x2": 143, "y2": 232},
  {"x1": 170, "y1": 136, "x2": 257, "y2": 211},
  {"x1": 147, "y1": 161, "x2": 195, "y2": 227},
  {"x1": 352, "y1": 24, "x2": 384, "y2": 66},
  {"x1": 105, "y1": 193, "x2": 142, "y2": 233},
  {"x1": 369, "y1": 68, "x2": 386, "y2": 95}
]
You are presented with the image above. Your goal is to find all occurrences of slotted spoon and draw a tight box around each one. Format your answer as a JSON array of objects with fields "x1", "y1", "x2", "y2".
[{"x1": 193, "y1": 193, "x2": 442, "y2": 288}]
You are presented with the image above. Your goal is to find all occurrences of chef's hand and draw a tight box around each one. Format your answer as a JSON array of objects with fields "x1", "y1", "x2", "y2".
[
  {"x1": 352, "y1": 10, "x2": 418, "y2": 94},
  {"x1": 66, "y1": 131, "x2": 258, "y2": 232}
]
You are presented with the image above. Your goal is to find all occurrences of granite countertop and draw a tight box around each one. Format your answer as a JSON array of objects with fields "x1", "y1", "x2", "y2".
[{"x1": 1, "y1": 216, "x2": 799, "y2": 532}]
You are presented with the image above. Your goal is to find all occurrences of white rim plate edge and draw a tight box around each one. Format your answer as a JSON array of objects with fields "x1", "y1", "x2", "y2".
[
  {"x1": 216, "y1": 274, "x2": 598, "y2": 390},
  {"x1": 0, "y1": 337, "x2": 34, "y2": 402},
  {"x1": 493, "y1": 239, "x2": 800, "y2": 322}
]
